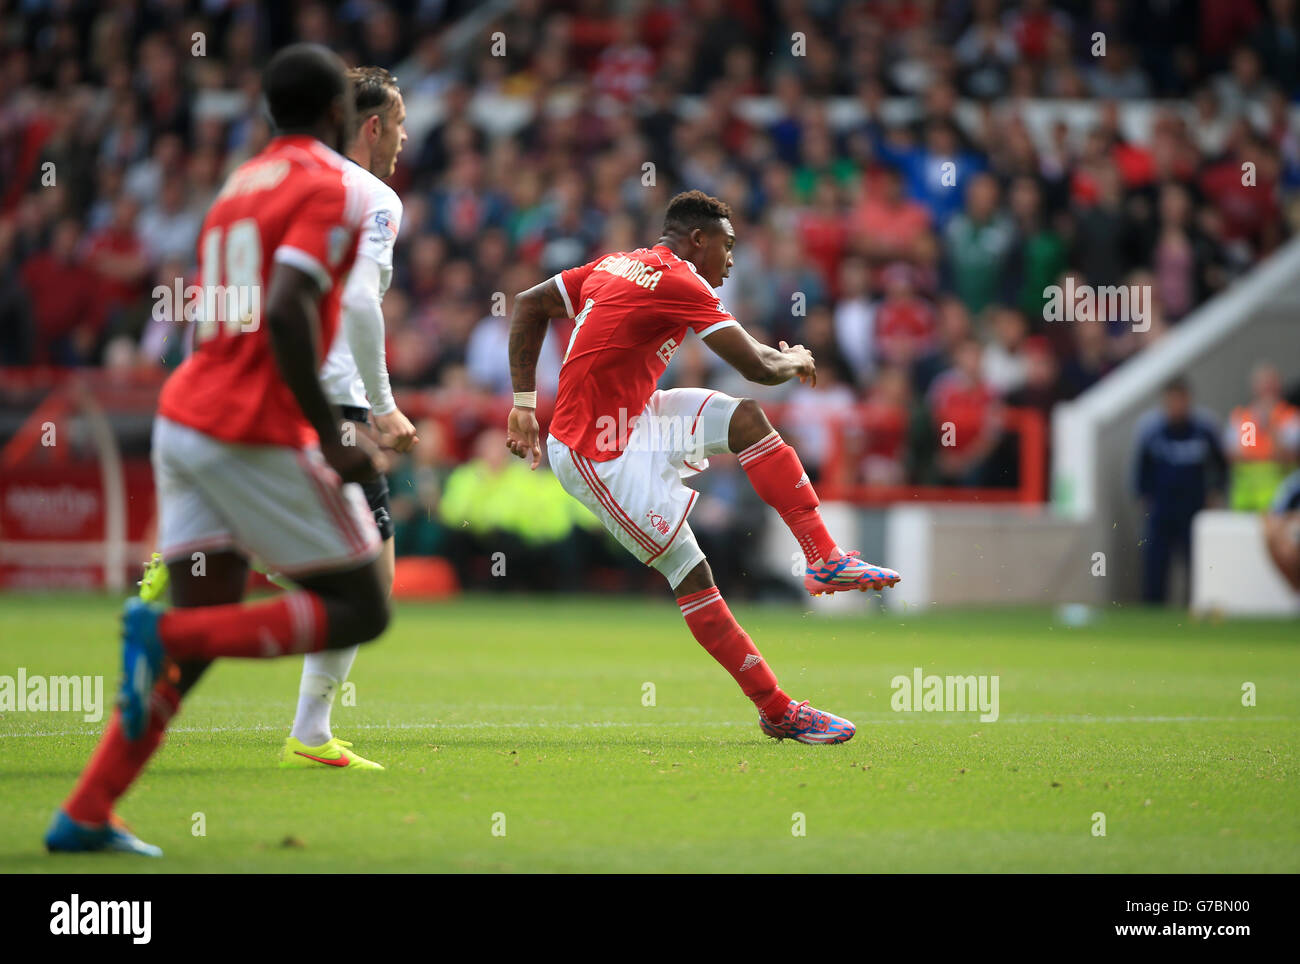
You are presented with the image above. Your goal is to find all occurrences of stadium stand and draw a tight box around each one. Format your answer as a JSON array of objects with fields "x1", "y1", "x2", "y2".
[{"x1": 2, "y1": 0, "x2": 1298, "y2": 604}]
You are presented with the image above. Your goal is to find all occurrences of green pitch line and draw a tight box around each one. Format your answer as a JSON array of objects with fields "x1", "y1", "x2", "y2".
[{"x1": 0, "y1": 595, "x2": 1296, "y2": 873}]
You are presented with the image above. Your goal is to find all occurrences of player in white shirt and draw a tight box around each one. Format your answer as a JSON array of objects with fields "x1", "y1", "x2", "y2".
[{"x1": 282, "y1": 67, "x2": 418, "y2": 770}]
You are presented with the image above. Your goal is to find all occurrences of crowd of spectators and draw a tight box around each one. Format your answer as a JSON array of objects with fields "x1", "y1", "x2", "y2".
[{"x1": 3, "y1": 0, "x2": 1299, "y2": 499}]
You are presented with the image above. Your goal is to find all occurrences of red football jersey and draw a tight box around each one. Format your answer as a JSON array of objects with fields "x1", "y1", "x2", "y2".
[
  {"x1": 548, "y1": 244, "x2": 740, "y2": 460},
  {"x1": 927, "y1": 369, "x2": 1000, "y2": 454},
  {"x1": 157, "y1": 135, "x2": 365, "y2": 448}
]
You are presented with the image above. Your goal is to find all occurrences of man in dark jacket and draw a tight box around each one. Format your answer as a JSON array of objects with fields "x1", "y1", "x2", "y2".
[{"x1": 1133, "y1": 378, "x2": 1227, "y2": 603}]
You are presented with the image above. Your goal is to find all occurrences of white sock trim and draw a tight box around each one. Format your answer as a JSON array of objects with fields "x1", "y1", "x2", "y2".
[{"x1": 737, "y1": 431, "x2": 783, "y2": 467}]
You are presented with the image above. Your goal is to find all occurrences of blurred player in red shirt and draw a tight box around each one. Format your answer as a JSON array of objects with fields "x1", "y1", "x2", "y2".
[
  {"x1": 46, "y1": 45, "x2": 391, "y2": 858},
  {"x1": 927, "y1": 338, "x2": 1004, "y2": 485},
  {"x1": 507, "y1": 190, "x2": 900, "y2": 746},
  {"x1": 874, "y1": 261, "x2": 938, "y2": 368},
  {"x1": 859, "y1": 365, "x2": 912, "y2": 486}
]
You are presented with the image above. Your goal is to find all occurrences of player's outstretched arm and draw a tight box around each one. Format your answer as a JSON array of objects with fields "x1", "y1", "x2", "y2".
[
  {"x1": 506, "y1": 277, "x2": 567, "y2": 469},
  {"x1": 703, "y1": 324, "x2": 817, "y2": 387},
  {"x1": 266, "y1": 261, "x2": 384, "y2": 483},
  {"x1": 340, "y1": 254, "x2": 417, "y2": 452}
]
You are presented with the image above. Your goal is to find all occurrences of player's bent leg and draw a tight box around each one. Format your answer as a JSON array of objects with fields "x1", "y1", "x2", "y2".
[
  {"x1": 128, "y1": 555, "x2": 386, "y2": 675},
  {"x1": 283, "y1": 527, "x2": 394, "y2": 769},
  {"x1": 136, "y1": 419, "x2": 387, "y2": 670},
  {"x1": 546, "y1": 425, "x2": 849, "y2": 743},
  {"x1": 277, "y1": 557, "x2": 389, "y2": 770},
  {"x1": 727, "y1": 397, "x2": 900, "y2": 596},
  {"x1": 117, "y1": 551, "x2": 247, "y2": 739},
  {"x1": 671, "y1": 559, "x2": 855, "y2": 745},
  {"x1": 726, "y1": 396, "x2": 777, "y2": 452},
  {"x1": 282, "y1": 542, "x2": 394, "y2": 771},
  {"x1": 266, "y1": 472, "x2": 393, "y2": 768},
  {"x1": 47, "y1": 550, "x2": 249, "y2": 856},
  {"x1": 237, "y1": 563, "x2": 366, "y2": 763},
  {"x1": 293, "y1": 556, "x2": 389, "y2": 649},
  {"x1": 167, "y1": 549, "x2": 249, "y2": 695}
]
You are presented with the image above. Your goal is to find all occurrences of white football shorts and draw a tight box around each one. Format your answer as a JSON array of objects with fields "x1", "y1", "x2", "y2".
[
  {"x1": 152, "y1": 416, "x2": 381, "y2": 577},
  {"x1": 547, "y1": 387, "x2": 741, "y2": 589}
]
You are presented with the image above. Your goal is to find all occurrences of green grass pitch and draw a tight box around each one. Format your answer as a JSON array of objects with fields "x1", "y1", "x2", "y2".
[{"x1": 0, "y1": 594, "x2": 1296, "y2": 873}]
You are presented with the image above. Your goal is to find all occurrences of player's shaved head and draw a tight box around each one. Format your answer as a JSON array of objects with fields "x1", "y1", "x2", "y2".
[
  {"x1": 264, "y1": 43, "x2": 350, "y2": 132},
  {"x1": 663, "y1": 190, "x2": 733, "y2": 237}
]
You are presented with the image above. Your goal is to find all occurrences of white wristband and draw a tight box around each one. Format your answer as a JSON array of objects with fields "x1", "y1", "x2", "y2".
[{"x1": 513, "y1": 391, "x2": 537, "y2": 409}]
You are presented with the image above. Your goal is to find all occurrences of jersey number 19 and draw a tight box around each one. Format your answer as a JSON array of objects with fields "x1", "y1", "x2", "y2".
[{"x1": 194, "y1": 218, "x2": 263, "y2": 341}]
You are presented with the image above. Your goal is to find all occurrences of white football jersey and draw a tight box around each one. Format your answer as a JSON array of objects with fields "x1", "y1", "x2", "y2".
[{"x1": 319, "y1": 162, "x2": 403, "y2": 410}]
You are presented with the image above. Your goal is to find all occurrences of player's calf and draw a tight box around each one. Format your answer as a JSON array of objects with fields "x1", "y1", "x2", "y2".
[
  {"x1": 673, "y1": 561, "x2": 856, "y2": 742},
  {"x1": 283, "y1": 542, "x2": 393, "y2": 764},
  {"x1": 726, "y1": 397, "x2": 775, "y2": 452},
  {"x1": 728, "y1": 399, "x2": 900, "y2": 595},
  {"x1": 674, "y1": 560, "x2": 792, "y2": 724}
]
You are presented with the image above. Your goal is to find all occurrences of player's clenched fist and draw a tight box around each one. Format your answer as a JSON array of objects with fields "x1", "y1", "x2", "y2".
[
  {"x1": 779, "y1": 340, "x2": 817, "y2": 387},
  {"x1": 507, "y1": 406, "x2": 542, "y2": 469},
  {"x1": 374, "y1": 408, "x2": 419, "y2": 453}
]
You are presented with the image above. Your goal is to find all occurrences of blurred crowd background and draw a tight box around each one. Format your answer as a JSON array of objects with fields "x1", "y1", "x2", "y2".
[{"x1": 3, "y1": 0, "x2": 1300, "y2": 597}]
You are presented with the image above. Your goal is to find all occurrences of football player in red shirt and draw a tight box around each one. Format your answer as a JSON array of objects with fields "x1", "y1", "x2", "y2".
[
  {"x1": 507, "y1": 190, "x2": 901, "y2": 745},
  {"x1": 46, "y1": 45, "x2": 391, "y2": 857}
]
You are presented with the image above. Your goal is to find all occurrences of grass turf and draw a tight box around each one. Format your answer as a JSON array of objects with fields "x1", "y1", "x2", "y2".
[{"x1": 0, "y1": 594, "x2": 1296, "y2": 873}]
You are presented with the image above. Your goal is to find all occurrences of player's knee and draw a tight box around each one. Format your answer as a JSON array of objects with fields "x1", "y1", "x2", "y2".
[
  {"x1": 673, "y1": 559, "x2": 714, "y2": 597},
  {"x1": 728, "y1": 398, "x2": 773, "y2": 453},
  {"x1": 322, "y1": 569, "x2": 390, "y2": 646}
]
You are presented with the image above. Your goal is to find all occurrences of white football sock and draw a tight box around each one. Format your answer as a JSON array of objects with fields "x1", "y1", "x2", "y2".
[{"x1": 290, "y1": 645, "x2": 359, "y2": 747}]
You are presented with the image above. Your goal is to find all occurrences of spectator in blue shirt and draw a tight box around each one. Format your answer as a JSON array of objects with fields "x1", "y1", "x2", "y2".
[{"x1": 874, "y1": 120, "x2": 987, "y2": 229}]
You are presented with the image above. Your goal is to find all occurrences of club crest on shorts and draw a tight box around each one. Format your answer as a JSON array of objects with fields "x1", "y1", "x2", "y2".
[{"x1": 645, "y1": 509, "x2": 672, "y2": 536}]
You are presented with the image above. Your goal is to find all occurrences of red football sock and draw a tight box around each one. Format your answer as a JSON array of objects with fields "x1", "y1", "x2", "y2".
[
  {"x1": 158, "y1": 591, "x2": 327, "y2": 661},
  {"x1": 738, "y1": 431, "x2": 839, "y2": 566},
  {"x1": 677, "y1": 586, "x2": 790, "y2": 722},
  {"x1": 64, "y1": 680, "x2": 181, "y2": 826}
]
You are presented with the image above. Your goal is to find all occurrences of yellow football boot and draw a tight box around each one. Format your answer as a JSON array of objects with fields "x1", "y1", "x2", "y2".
[{"x1": 279, "y1": 736, "x2": 384, "y2": 770}]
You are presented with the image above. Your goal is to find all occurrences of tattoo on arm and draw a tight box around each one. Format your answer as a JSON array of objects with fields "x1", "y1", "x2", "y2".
[{"x1": 509, "y1": 278, "x2": 568, "y2": 394}]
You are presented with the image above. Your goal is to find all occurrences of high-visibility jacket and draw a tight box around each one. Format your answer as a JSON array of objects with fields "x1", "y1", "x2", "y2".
[{"x1": 1225, "y1": 402, "x2": 1300, "y2": 461}]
